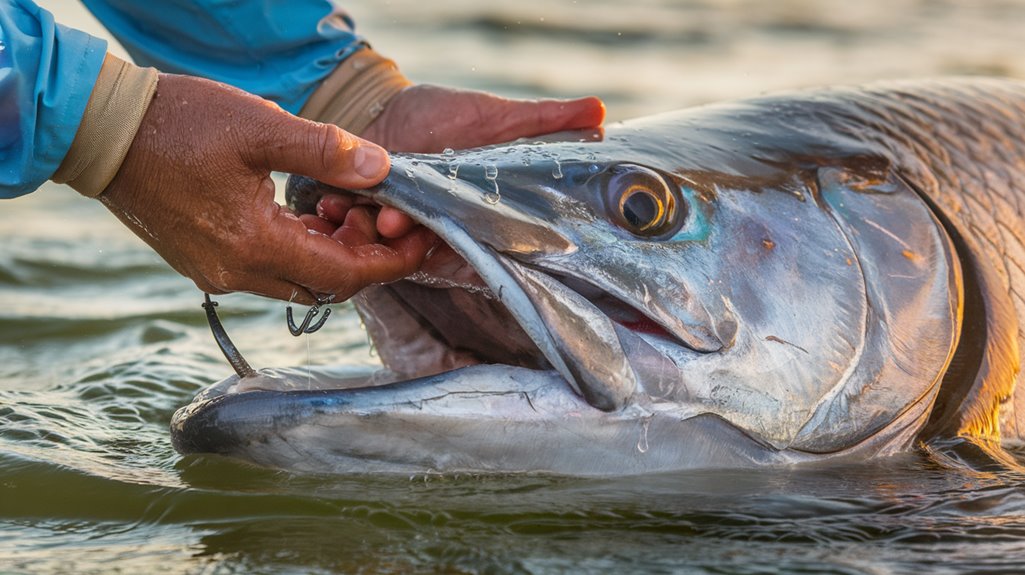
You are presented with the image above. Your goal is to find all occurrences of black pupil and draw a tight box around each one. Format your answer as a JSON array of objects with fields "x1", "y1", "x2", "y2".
[{"x1": 623, "y1": 192, "x2": 659, "y2": 229}]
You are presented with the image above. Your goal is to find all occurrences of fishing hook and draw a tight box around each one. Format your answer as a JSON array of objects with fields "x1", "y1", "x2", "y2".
[
  {"x1": 202, "y1": 293, "x2": 257, "y2": 378},
  {"x1": 286, "y1": 297, "x2": 332, "y2": 336}
]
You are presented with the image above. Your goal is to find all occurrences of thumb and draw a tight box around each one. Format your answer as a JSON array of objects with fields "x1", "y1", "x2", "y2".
[{"x1": 247, "y1": 113, "x2": 391, "y2": 189}]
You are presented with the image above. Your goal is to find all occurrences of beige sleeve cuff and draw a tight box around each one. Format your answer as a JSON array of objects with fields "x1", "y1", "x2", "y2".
[
  {"x1": 52, "y1": 54, "x2": 159, "y2": 198},
  {"x1": 299, "y1": 47, "x2": 412, "y2": 136}
]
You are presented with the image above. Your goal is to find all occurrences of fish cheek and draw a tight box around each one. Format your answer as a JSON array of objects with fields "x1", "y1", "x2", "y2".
[{"x1": 667, "y1": 189, "x2": 870, "y2": 448}]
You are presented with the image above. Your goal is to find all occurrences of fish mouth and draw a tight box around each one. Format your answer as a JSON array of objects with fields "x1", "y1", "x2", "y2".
[
  {"x1": 282, "y1": 160, "x2": 708, "y2": 412},
  {"x1": 360, "y1": 251, "x2": 683, "y2": 410}
]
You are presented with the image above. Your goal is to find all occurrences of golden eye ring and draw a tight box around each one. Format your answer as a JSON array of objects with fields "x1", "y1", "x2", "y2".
[{"x1": 619, "y1": 184, "x2": 673, "y2": 233}]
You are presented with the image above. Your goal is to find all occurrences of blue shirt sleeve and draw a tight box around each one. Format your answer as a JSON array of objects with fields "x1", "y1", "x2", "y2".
[
  {"x1": 81, "y1": 0, "x2": 365, "y2": 114},
  {"x1": 0, "y1": 0, "x2": 107, "y2": 198}
]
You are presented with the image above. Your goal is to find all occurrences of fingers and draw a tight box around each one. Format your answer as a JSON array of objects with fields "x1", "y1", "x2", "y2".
[
  {"x1": 247, "y1": 114, "x2": 391, "y2": 189},
  {"x1": 299, "y1": 213, "x2": 337, "y2": 236},
  {"x1": 377, "y1": 206, "x2": 418, "y2": 239},
  {"x1": 317, "y1": 193, "x2": 356, "y2": 221},
  {"x1": 270, "y1": 214, "x2": 436, "y2": 301},
  {"x1": 532, "y1": 96, "x2": 607, "y2": 133},
  {"x1": 332, "y1": 206, "x2": 378, "y2": 246},
  {"x1": 308, "y1": 193, "x2": 416, "y2": 241},
  {"x1": 496, "y1": 95, "x2": 606, "y2": 142}
]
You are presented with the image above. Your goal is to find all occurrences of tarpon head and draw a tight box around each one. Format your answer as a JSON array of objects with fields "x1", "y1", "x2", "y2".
[{"x1": 174, "y1": 92, "x2": 963, "y2": 474}]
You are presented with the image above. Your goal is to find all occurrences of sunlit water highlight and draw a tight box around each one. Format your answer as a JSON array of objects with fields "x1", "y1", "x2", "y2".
[{"x1": 4, "y1": 0, "x2": 1025, "y2": 573}]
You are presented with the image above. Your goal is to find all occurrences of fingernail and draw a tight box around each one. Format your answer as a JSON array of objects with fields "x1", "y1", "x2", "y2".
[{"x1": 355, "y1": 145, "x2": 389, "y2": 179}]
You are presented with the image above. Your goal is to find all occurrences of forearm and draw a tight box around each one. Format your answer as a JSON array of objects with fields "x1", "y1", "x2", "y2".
[{"x1": 0, "y1": 0, "x2": 106, "y2": 198}]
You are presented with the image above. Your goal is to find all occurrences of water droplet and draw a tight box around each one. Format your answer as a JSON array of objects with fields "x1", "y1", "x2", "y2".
[
  {"x1": 588, "y1": 163, "x2": 601, "y2": 175},
  {"x1": 442, "y1": 148, "x2": 455, "y2": 156},
  {"x1": 404, "y1": 167, "x2": 423, "y2": 193},
  {"x1": 447, "y1": 162, "x2": 459, "y2": 180},
  {"x1": 552, "y1": 160, "x2": 563, "y2": 180},
  {"x1": 636, "y1": 418, "x2": 650, "y2": 453},
  {"x1": 483, "y1": 164, "x2": 500, "y2": 204}
]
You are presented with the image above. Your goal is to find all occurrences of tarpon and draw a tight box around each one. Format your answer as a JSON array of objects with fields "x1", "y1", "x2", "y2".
[{"x1": 171, "y1": 79, "x2": 1025, "y2": 475}]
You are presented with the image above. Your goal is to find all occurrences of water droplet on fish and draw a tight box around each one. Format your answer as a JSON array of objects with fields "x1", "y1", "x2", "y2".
[
  {"x1": 483, "y1": 164, "x2": 501, "y2": 204},
  {"x1": 588, "y1": 163, "x2": 601, "y2": 175},
  {"x1": 404, "y1": 167, "x2": 423, "y2": 192},
  {"x1": 442, "y1": 148, "x2": 455, "y2": 156},
  {"x1": 448, "y1": 162, "x2": 459, "y2": 180},
  {"x1": 637, "y1": 418, "x2": 650, "y2": 453},
  {"x1": 552, "y1": 161, "x2": 563, "y2": 180}
]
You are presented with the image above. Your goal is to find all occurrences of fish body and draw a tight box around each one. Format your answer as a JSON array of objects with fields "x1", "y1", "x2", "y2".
[{"x1": 172, "y1": 79, "x2": 1025, "y2": 475}]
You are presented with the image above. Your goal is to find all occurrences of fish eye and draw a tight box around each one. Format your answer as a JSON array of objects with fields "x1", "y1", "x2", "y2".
[
  {"x1": 620, "y1": 185, "x2": 664, "y2": 231},
  {"x1": 604, "y1": 165, "x2": 684, "y2": 238}
]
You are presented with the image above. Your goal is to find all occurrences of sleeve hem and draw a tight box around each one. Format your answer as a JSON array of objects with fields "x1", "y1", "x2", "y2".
[
  {"x1": 298, "y1": 47, "x2": 412, "y2": 136},
  {"x1": 52, "y1": 53, "x2": 158, "y2": 198}
]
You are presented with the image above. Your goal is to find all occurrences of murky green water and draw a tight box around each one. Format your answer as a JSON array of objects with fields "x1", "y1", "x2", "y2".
[{"x1": 5, "y1": 1, "x2": 1025, "y2": 573}]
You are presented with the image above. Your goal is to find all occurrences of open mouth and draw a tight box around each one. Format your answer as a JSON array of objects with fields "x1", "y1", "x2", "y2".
[{"x1": 358, "y1": 243, "x2": 679, "y2": 383}]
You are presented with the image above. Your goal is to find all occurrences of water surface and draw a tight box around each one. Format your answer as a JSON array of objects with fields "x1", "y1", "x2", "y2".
[{"x1": 4, "y1": 0, "x2": 1025, "y2": 573}]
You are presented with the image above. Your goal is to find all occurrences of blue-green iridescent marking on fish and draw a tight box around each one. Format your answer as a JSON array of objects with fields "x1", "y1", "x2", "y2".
[
  {"x1": 670, "y1": 187, "x2": 710, "y2": 243},
  {"x1": 172, "y1": 78, "x2": 1025, "y2": 475}
]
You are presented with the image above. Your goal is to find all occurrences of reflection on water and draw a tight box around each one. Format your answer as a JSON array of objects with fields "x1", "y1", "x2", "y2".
[{"x1": 5, "y1": 0, "x2": 1025, "y2": 573}]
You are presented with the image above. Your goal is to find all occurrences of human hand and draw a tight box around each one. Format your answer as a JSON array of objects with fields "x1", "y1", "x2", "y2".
[
  {"x1": 307, "y1": 84, "x2": 606, "y2": 238},
  {"x1": 361, "y1": 84, "x2": 606, "y2": 154},
  {"x1": 100, "y1": 74, "x2": 435, "y2": 305}
]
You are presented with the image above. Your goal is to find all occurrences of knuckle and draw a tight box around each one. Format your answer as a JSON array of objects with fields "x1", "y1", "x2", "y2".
[{"x1": 309, "y1": 123, "x2": 348, "y2": 172}]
